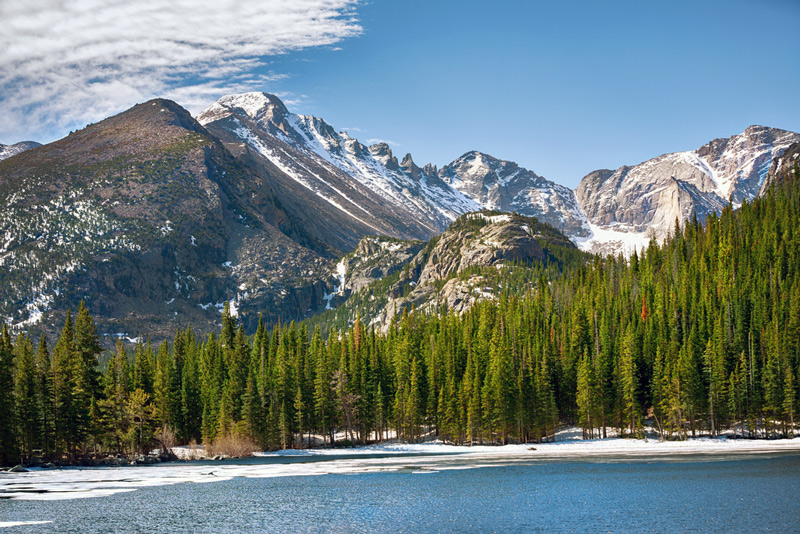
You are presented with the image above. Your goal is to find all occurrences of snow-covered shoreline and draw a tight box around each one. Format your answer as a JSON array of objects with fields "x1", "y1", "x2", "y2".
[
  {"x1": 2, "y1": 428, "x2": 799, "y2": 504},
  {"x1": 259, "y1": 433, "x2": 800, "y2": 459}
]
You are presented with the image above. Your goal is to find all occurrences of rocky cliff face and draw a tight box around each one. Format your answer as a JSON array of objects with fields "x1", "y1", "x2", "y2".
[
  {"x1": 321, "y1": 235, "x2": 425, "y2": 311},
  {"x1": 0, "y1": 99, "x2": 333, "y2": 340},
  {"x1": 760, "y1": 141, "x2": 800, "y2": 194},
  {"x1": 575, "y1": 126, "x2": 800, "y2": 254},
  {"x1": 309, "y1": 211, "x2": 579, "y2": 331}
]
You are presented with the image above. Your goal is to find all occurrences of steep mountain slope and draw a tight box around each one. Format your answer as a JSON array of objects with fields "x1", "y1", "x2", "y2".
[
  {"x1": 0, "y1": 99, "x2": 332, "y2": 339},
  {"x1": 575, "y1": 126, "x2": 799, "y2": 254},
  {"x1": 196, "y1": 93, "x2": 590, "y2": 252},
  {"x1": 760, "y1": 141, "x2": 800, "y2": 194},
  {"x1": 308, "y1": 211, "x2": 582, "y2": 332},
  {"x1": 197, "y1": 92, "x2": 480, "y2": 252},
  {"x1": 0, "y1": 141, "x2": 41, "y2": 162}
]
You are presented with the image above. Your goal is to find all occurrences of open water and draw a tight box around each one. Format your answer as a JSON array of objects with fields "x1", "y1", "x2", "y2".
[{"x1": 1, "y1": 451, "x2": 799, "y2": 533}]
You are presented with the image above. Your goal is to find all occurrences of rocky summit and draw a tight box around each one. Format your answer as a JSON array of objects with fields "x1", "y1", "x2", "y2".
[
  {"x1": 439, "y1": 151, "x2": 588, "y2": 238},
  {"x1": 196, "y1": 92, "x2": 480, "y2": 252},
  {"x1": 196, "y1": 92, "x2": 588, "y2": 253}
]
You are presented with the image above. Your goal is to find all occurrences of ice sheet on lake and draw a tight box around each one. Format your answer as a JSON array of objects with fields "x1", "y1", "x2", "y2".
[{"x1": 2, "y1": 429, "x2": 799, "y2": 502}]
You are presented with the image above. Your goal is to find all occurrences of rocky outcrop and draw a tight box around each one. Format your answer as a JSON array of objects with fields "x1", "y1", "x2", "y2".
[
  {"x1": 315, "y1": 211, "x2": 578, "y2": 330},
  {"x1": 376, "y1": 211, "x2": 575, "y2": 326}
]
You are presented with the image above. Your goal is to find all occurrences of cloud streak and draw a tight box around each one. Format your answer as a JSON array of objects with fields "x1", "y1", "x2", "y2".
[{"x1": 0, "y1": 0, "x2": 361, "y2": 142}]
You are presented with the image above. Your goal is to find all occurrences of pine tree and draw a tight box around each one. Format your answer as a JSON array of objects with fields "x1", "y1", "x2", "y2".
[
  {"x1": 52, "y1": 311, "x2": 87, "y2": 459},
  {"x1": 0, "y1": 325, "x2": 18, "y2": 465},
  {"x1": 576, "y1": 351, "x2": 597, "y2": 439},
  {"x1": 35, "y1": 335, "x2": 55, "y2": 458},
  {"x1": 783, "y1": 364, "x2": 796, "y2": 438},
  {"x1": 620, "y1": 324, "x2": 640, "y2": 437},
  {"x1": 13, "y1": 334, "x2": 38, "y2": 461}
]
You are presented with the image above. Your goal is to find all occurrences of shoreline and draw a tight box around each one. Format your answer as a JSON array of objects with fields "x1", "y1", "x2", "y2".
[
  {"x1": 1, "y1": 430, "x2": 799, "y2": 502},
  {"x1": 8, "y1": 427, "x2": 800, "y2": 470},
  {"x1": 255, "y1": 431, "x2": 800, "y2": 459}
]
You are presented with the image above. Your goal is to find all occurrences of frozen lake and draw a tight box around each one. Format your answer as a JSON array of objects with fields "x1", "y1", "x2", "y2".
[{"x1": 2, "y1": 441, "x2": 799, "y2": 532}]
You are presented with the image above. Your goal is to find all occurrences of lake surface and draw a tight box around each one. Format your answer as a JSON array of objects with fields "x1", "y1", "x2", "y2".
[{"x1": 2, "y1": 451, "x2": 799, "y2": 532}]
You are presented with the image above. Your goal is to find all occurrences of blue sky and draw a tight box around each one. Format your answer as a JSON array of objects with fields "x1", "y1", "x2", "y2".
[{"x1": 2, "y1": 0, "x2": 799, "y2": 188}]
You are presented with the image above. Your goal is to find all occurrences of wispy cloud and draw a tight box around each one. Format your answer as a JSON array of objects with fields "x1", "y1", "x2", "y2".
[
  {"x1": 366, "y1": 138, "x2": 401, "y2": 147},
  {"x1": 0, "y1": 0, "x2": 361, "y2": 142}
]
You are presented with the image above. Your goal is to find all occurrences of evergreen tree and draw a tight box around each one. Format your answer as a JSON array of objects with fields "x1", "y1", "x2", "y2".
[{"x1": 0, "y1": 325, "x2": 18, "y2": 465}]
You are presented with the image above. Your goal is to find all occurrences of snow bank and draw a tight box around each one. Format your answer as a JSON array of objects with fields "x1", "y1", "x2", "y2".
[{"x1": 2, "y1": 428, "x2": 798, "y2": 502}]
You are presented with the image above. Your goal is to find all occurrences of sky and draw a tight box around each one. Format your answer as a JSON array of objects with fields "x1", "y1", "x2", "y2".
[{"x1": 1, "y1": 0, "x2": 799, "y2": 188}]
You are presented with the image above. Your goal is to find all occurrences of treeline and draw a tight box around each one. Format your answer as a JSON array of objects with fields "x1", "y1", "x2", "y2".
[{"x1": 1, "y1": 174, "x2": 799, "y2": 465}]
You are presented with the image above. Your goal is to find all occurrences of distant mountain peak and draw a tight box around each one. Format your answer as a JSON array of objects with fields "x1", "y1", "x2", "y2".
[
  {"x1": 217, "y1": 92, "x2": 288, "y2": 121},
  {"x1": 0, "y1": 140, "x2": 41, "y2": 162},
  {"x1": 197, "y1": 92, "x2": 290, "y2": 131}
]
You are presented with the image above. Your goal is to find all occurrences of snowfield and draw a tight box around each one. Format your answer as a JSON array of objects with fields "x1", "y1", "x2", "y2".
[{"x1": 2, "y1": 427, "x2": 799, "y2": 503}]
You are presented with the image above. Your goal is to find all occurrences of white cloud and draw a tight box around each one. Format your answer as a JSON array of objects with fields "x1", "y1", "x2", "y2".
[
  {"x1": 0, "y1": 0, "x2": 361, "y2": 142},
  {"x1": 366, "y1": 138, "x2": 401, "y2": 147}
]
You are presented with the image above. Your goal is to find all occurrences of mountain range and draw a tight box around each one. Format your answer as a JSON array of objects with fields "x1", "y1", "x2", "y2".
[{"x1": 0, "y1": 92, "x2": 797, "y2": 340}]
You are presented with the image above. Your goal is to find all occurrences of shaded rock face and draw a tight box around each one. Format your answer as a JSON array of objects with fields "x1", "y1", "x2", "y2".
[
  {"x1": 0, "y1": 99, "x2": 333, "y2": 342},
  {"x1": 316, "y1": 211, "x2": 577, "y2": 329},
  {"x1": 575, "y1": 126, "x2": 800, "y2": 254},
  {"x1": 760, "y1": 141, "x2": 800, "y2": 195},
  {"x1": 339, "y1": 237, "x2": 425, "y2": 294},
  {"x1": 0, "y1": 141, "x2": 41, "y2": 162}
]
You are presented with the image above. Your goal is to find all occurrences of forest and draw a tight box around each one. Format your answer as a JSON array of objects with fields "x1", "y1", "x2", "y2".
[{"x1": 0, "y1": 172, "x2": 798, "y2": 466}]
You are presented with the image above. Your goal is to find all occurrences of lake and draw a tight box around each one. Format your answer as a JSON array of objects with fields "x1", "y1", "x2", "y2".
[{"x1": 2, "y1": 449, "x2": 799, "y2": 532}]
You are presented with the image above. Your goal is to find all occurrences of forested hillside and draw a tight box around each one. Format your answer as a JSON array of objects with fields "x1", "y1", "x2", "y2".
[{"x1": 1, "y1": 169, "x2": 798, "y2": 465}]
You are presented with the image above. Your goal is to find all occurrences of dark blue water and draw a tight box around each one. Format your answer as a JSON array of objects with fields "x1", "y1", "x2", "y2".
[{"x1": 2, "y1": 454, "x2": 799, "y2": 533}]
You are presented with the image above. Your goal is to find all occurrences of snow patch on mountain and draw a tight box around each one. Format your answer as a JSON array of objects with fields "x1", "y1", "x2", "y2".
[{"x1": 572, "y1": 221, "x2": 652, "y2": 257}]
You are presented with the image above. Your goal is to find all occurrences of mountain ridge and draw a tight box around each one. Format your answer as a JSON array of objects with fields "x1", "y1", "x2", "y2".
[{"x1": 1, "y1": 91, "x2": 798, "y2": 340}]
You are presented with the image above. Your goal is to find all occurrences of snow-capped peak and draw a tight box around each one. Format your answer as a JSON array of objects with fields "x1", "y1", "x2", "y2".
[{"x1": 197, "y1": 92, "x2": 288, "y2": 126}]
